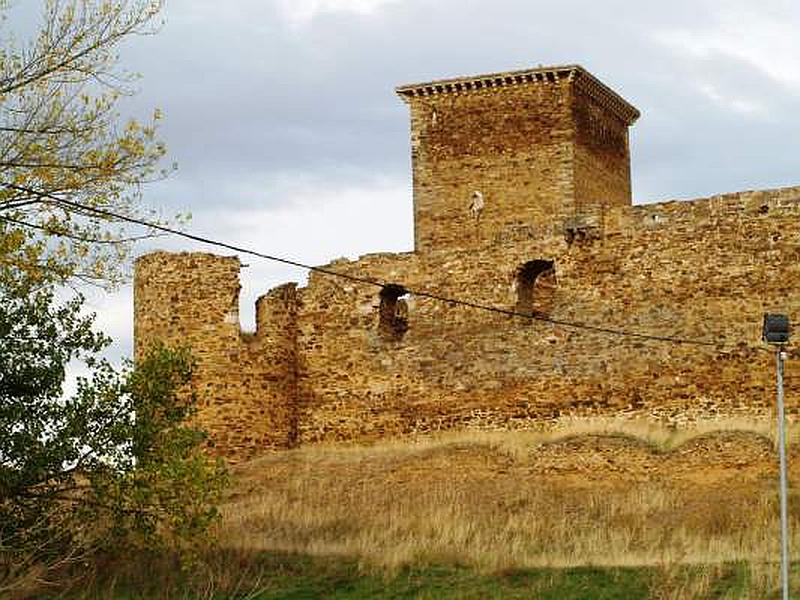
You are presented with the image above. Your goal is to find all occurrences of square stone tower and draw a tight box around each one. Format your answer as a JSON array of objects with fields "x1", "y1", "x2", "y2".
[{"x1": 396, "y1": 65, "x2": 640, "y2": 253}]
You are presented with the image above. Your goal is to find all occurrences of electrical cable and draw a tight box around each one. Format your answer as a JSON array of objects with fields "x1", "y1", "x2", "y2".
[
  {"x1": 0, "y1": 181, "x2": 760, "y2": 349},
  {"x1": 0, "y1": 213, "x2": 165, "y2": 244}
]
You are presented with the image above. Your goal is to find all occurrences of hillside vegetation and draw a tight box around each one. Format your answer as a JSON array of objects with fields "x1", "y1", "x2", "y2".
[
  {"x1": 57, "y1": 418, "x2": 800, "y2": 598},
  {"x1": 226, "y1": 418, "x2": 797, "y2": 571}
]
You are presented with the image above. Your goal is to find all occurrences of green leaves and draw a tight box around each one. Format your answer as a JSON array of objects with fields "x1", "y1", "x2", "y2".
[
  {"x1": 97, "y1": 344, "x2": 229, "y2": 560},
  {"x1": 0, "y1": 5, "x2": 220, "y2": 591},
  {"x1": 0, "y1": 275, "x2": 227, "y2": 592},
  {"x1": 0, "y1": 0, "x2": 172, "y2": 287}
]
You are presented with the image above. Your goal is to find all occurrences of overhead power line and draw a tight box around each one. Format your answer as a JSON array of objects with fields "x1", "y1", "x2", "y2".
[
  {"x1": 0, "y1": 213, "x2": 165, "y2": 244},
  {"x1": 0, "y1": 181, "x2": 745, "y2": 349}
]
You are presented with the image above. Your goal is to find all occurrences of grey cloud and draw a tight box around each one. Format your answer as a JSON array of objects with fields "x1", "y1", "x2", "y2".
[
  {"x1": 113, "y1": 0, "x2": 800, "y2": 213},
  {"x1": 10, "y1": 0, "x2": 800, "y2": 222}
]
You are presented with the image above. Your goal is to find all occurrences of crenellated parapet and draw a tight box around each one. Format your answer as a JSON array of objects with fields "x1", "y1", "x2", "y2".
[
  {"x1": 134, "y1": 252, "x2": 299, "y2": 461},
  {"x1": 396, "y1": 65, "x2": 640, "y2": 126}
]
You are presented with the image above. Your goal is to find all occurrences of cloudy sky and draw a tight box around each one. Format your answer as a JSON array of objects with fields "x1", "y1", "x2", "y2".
[{"x1": 11, "y1": 0, "x2": 800, "y2": 372}]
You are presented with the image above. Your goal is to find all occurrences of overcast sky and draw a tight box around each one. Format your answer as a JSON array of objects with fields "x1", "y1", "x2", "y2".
[{"x1": 10, "y1": 0, "x2": 800, "y2": 375}]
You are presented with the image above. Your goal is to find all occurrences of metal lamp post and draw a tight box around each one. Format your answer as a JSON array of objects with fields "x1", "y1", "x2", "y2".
[{"x1": 763, "y1": 313, "x2": 791, "y2": 600}]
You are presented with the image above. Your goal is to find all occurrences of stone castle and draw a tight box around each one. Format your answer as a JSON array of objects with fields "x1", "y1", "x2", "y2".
[{"x1": 134, "y1": 65, "x2": 800, "y2": 461}]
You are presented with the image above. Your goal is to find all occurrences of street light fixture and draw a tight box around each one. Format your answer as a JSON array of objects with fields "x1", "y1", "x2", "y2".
[{"x1": 763, "y1": 313, "x2": 791, "y2": 600}]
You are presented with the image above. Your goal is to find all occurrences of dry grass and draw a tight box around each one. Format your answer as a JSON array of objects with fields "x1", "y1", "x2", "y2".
[
  {"x1": 22, "y1": 418, "x2": 800, "y2": 598},
  {"x1": 223, "y1": 478, "x2": 787, "y2": 570},
  {"x1": 220, "y1": 417, "x2": 799, "y2": 586}
]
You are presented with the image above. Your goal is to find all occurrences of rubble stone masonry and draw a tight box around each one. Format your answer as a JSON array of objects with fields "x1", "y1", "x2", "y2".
[
  {"x1": 396, "y1": 65, "x2": 639, "y2": 253},
  {"x1": 134, "y1": 65, "x2": 800, "y2": 461},
  {"x1": 134, "y1": 254, "x2": 299, "y2": 458}
]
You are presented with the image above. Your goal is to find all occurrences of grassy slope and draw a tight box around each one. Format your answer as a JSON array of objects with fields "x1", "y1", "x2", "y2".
[
  {"x1": 224, "y1": 422, "x2": 797, "y2": 571},
  {"x1": 224, "y1": 560, "x2": 699, "y2": 599},
  {"x1": 54, "y1": 421, "x2": 800, "y2": 598}
]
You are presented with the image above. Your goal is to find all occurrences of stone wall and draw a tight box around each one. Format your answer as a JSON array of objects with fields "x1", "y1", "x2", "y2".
[
  {"x1": 132, "y1": 65, "x2": 800, "y2": 461},
  {"x1": 293, "y1": 185, "x2": 800, "y2": 447},
  {"x1": 572, "y1": 87, "x2": 632, "y2": 216},
  {"x1": 134, "y1": 185, "x2": 800, "y2": 460},
  {"x1": 134, "y1": 253, "x2": 298, "y2": 461}
]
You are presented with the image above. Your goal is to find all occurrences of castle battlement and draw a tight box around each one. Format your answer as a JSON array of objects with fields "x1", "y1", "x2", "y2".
[
  {"x1": 396, "y1": 64, "x2": 640, "y2": 125},
  {"x1": 134, "y1": 66, "x2": 800, "y2": 462}
]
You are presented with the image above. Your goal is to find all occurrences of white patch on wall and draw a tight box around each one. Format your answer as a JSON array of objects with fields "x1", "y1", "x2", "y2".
[{"x1": 469, "y1": 190, "x2": 485, "y2": 219}]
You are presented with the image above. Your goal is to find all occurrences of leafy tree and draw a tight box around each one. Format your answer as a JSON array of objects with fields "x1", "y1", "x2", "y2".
[
  {"x1": 0, "y1": 271, "x2": 227, "y2": 595},
  {"x1": 0, "y1": 5, "x2": 224, "y2": 593},
  {"x1": 0, "y1": 0, "x2": 174, "y2": 286}
]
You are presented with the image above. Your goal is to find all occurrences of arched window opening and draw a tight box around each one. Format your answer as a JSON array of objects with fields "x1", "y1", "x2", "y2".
[
  {"x1": 379, "y1": 284, "x2": 409, "y2": 341},
  {"x1": 515, "y1": 260, "x2": 556, "y2": 317}
]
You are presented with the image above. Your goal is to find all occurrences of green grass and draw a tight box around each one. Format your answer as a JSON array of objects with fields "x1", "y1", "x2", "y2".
[
  {"x1": 51, "y1": 552, "x2": 768, "y2": 600},
  {"x1": 246, "y1": 561, "x2": 752, "y2": 600}
]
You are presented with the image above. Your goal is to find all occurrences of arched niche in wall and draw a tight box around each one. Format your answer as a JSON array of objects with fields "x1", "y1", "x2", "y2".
[
  {"x1": 515, "y1": 260, "x2": 556, "y2": 317},
  {"x1": 378, "y1": 284, "x2": 409, "y2": 341}
]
